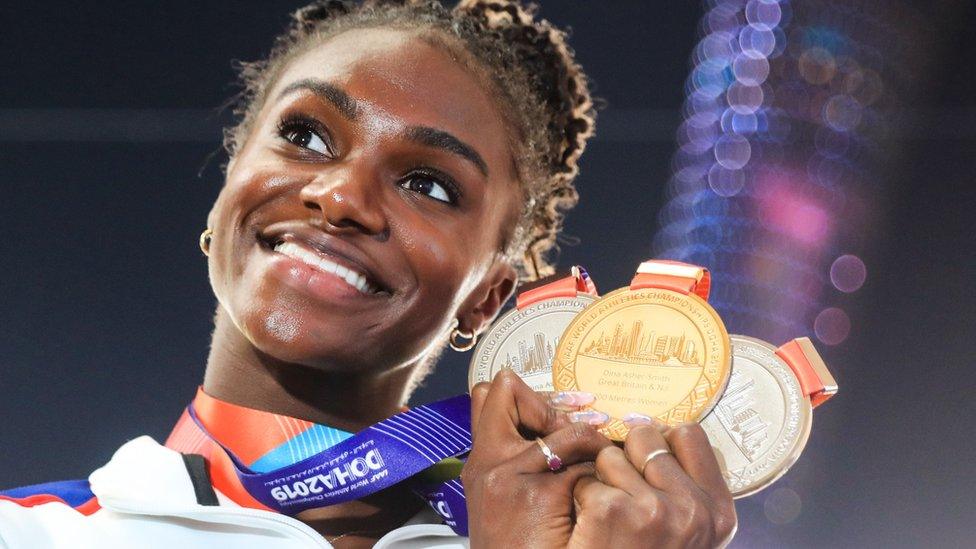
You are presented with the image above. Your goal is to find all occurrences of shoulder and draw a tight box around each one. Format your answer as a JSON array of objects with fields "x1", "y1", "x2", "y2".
[
  {"x1": 0, "y1": 478, "x2": 100, "y2": 514},
  {"x1": 0, "y1": 436, "x2": 471, "y2": 548},
  {"x1": 0, "y1": 478, "x2": 102, "y2": 547}
]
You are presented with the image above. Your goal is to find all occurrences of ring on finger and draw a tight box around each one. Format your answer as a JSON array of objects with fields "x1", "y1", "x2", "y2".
[
  {"x1": 640, "y1": 448, "x2": 672, "y2": 475},
  {"x1": 535, "y1": 437, "x2": 564, "y2": 472}
]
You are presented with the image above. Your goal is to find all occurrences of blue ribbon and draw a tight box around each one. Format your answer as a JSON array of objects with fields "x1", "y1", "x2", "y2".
[{"x1": 186, "y1": 394, "x2": 473, "y2": 536}]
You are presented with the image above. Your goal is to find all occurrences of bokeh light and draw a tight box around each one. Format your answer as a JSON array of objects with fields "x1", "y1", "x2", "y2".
[
  {"x1": 823, "y1": 94, "x2": 863, "y2": 131},
  {"x1": 708, "y1": 164, "x2": 746, "y2": 197},
  {"x1": 814, "y1": 307, "x2": 851, "y2": 345},
  {"x1": 798, "y1": 47, "x2": 836, "y2": 85},
  {"x1": 733, "y1": 52, "x2": 771, "y2": 85},
  {"x1": 714, "y1": 134, "x2": 752, "y2": 169},
  {"x1": 727, "y1": 81, "x2": 765, "y2": 113},
  {"x1": 656, "y1": 0, "x2": 886, "y2": 347},
  {"x1": 764, "y1": 487, "x2": 803, "y2": 524},
  {"x1": 830, "y1": 254, "x2": 867, "y2": 292}
]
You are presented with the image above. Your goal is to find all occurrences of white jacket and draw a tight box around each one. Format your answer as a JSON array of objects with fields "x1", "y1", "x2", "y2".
[{"x1": 0, "y1": 436, "x2": 468, "y2": 548}]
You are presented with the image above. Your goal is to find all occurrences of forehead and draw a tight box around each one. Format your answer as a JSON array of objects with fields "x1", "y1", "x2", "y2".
[{"x1": 269, "y1": 27, "x2": 513, "y2": 169}]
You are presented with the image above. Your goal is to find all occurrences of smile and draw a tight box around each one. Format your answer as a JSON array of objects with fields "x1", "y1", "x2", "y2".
[{"x1": 272, "y1": 240, "x2": 381, "y2": 295}]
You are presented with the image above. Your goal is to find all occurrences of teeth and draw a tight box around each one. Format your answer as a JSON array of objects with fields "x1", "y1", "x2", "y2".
[{"x1": 273, "y1": 241, "x2": 378, "y2": 295}]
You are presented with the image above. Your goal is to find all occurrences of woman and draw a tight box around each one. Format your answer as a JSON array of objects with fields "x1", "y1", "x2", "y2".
[{"x1": 0, "y1": 1, "x2": 736, "y2": 547}]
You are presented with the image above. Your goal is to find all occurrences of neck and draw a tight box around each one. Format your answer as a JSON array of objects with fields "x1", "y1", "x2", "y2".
[
  {"x1": 202, "y1": 306, "x2": 418, "y2": 432},
  {"x1": 198, "y1": 306, "x2": 427, "y2": 541}
]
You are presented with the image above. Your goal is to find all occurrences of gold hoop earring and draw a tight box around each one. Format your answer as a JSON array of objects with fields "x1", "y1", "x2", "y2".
[
  {"x1": 199, "y1": 228, "x2": 213, "y2": 256},
  {"x1": 449, "y1": 320, "x2": 477, "y2": 352}
]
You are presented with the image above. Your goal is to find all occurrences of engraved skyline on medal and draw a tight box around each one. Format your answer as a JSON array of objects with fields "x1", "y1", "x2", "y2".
[
  {"x1": 469, "y1": 295, "x2": 596, "y2": 392},
  {"x1": 700, "y1": 335, "x2": 812, "y2": 498},
  {"x1": 553, "y1": 287, "x2": 731, "y2": 440}
]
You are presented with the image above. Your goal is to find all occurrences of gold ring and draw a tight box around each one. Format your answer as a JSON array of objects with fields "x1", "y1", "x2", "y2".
[
  {"x1": 535, "y1": 437, "x2": 564, "y2": 471},
  {"x1": 640, "y1": 448, "x2": 672, "y2": 475}
]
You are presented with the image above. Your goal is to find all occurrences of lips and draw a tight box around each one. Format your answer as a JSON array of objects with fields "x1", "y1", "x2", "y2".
[{"x1": 258, "y1": 223, "x2": 393, "y2": 296}]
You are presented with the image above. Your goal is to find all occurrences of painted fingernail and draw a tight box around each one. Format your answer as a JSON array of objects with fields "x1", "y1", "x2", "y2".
[
  {"x1": 621, "y1": 412, "x2": 654, "y2": 427},
  {"x1": 567, "y1": 410, "x2": 610, "y2": 425},
  {"x1": 550, "y1": 391, "x2": 596, "y2": 408}
]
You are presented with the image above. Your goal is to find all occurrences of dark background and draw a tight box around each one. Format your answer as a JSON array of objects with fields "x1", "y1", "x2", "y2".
[{"x1": 1, "y1": 2, "x2": 974, "y2": 547}]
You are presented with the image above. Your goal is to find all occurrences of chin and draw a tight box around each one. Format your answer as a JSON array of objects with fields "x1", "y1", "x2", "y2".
[{"x1": 234, "y1": 305, "x2": 372, "y2": 373}]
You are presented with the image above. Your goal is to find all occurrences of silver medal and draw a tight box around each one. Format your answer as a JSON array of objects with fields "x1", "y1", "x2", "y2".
[
  {"x1": 468, "y1": 295, "x2": 596, "y2": 392},
  {"x1": 700, "y1": 335, "x2": 813, "y2": 498}
]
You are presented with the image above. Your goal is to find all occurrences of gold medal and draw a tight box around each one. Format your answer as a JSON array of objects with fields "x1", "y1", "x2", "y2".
[
  {"x1": 469, "y1": 267, "x2": 598, "y2": 392},
  {"x1": 553, "y1": 260, "x2": 731, "y2": 440},
  {"x1": 701, "y1": 335, "x2": 837, "y2": 497}
]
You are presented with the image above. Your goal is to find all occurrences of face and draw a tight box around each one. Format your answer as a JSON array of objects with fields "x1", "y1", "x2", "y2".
[{"x1": 207, "y1": 27, "x2": 521, "y2": 374}]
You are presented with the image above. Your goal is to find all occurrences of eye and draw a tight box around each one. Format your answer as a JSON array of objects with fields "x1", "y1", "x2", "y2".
[
  {"x1": 277, "y1": 115, "x2": 333, "y2": 156},
  {"x1": 399, "y1": 169, "x2": 461, "y2": 205}
]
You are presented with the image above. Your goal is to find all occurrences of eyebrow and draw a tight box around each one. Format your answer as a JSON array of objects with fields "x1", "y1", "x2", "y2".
[{"x1": 277, "y1": 78, "x2": 489, "y2": 178}]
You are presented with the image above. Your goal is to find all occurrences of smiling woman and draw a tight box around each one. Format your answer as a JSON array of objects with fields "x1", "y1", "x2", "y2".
[{"x1": 0, "y1": 1, "x2": 736, "y2": 548}]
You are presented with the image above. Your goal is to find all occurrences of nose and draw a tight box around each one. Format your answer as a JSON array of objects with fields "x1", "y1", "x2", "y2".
[{"x1": 299, "y1": 168, "x2": 389, "y2": 239}]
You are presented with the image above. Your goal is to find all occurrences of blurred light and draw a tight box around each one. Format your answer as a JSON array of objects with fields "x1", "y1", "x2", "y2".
[
  {"x1": 798, "y1": 47, "x2": 836, "y2": 85},
  {"x1": 830, "y1": 254, "x2": 867, "y2": 292},
  {"x1": 714, "y1": 134, "x2": 752, "y2": 169},
  {"x1": 758, "y1": 176, "x2": 831, "y2": 244},
  {"x1": 740, "y1": 24, "x2": 777, "y2": 57},
  {"x1": 844, "y1": 67, "x2": 883, "y2": 105},
  {"x1": 657, "y1": 0, "x2": 884, "y2": 350},
  {"x1": 769, "y1": 25, "x2": 788, "y2": 58},
  {"x1": 733, "y1": 52, "x2": 771, "y2": 86},
  {"x1": 764, "y1": 487, "x2": 803, "y2": 524},
  {"x1": 823, "y1": 94, "x2": 863, "y2": 131},
  {"x1": 706, "y1": 4, "x2": 739, "y2": 34},
  {"x1": 722, "y1": 108, "x2": 759, "y2": 134},
  {"x1": 698, "y1": 31, "x2": 736, "y2": 63},
  {"x1": 814, "y1": 307, "x2": 851, "y2": 345},
  {"x1": 727, "y1": 82, "x2": 765, "y2": 113},
  {"x1": 745, "y1": 0, "x2": 782, "y2": 27},
  {"x1": 708, "y1": 164, "x2": 746, "y2": 197}
]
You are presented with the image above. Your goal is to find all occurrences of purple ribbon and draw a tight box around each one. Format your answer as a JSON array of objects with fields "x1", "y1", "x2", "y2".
[{"x1": 186, "y1": 394, "x2": 473, "y2": 536}]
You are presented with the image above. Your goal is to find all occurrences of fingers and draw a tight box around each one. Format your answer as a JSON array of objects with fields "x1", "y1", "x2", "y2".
[
  {"x1": 664, "y1": 422, "x2": 735, "y2": 511},
  {"x1": 470, "y1": 381, "x2": 491, "y2": 442},
  {"x1": 572, "y1": 474, "x2": 632, "y2": 518},
  {"x1": 513, "y1": 421, "x2": 614, "y2": 474},
  {"x1": 623, "y1": 424, "x2": 697, "y2": 496},
  {"x1": 572, "y1": 474, "x2": 655, "y2": 542},
  {"x1": 538, "y1": 390, "x2": 597, "y2": 411},
  {"x1": 593, "y1": 445, "x2": 664, "y2": 499},
  {"x1": 475, "y1": 369, "x2": 572, "y2": 443}
]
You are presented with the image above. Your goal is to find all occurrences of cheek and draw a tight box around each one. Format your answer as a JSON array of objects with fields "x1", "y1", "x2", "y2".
[
  {"x1": 394, "y1": 216, "x2": 470, "y2": 299},
  {"x1": 210, "y1": 170, "x2": 294, "y2": 274}
]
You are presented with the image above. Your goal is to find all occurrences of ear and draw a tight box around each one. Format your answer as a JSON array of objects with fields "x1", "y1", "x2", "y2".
[{"x1": 457, "y1": 260, "x2": 518, "y2": 336}]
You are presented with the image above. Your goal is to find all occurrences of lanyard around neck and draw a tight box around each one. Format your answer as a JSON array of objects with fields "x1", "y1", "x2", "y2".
[{"x1": 183, "y1": 394, "x2": 474, "y2": 535}]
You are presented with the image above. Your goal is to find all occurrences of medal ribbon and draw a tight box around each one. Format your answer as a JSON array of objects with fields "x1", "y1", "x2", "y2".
[
  {"x1": 182, "y1": 394, "x2": 474, "y2": 535},
  {"x1": 630, "y1": 259, "x2": 711, "y2": 300},
  {"x1": 775, "y1": 337, "x2": 838, "y2": 408},
  {"x1": 515, "y1": 265, "x2": 598, "y2": 309}
]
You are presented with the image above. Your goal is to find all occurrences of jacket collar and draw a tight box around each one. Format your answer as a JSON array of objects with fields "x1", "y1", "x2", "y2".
[
  {"x1": 87, "y1": 436, "x2": 334, "y2": 547},
  {"x1": 89, "y1": 435, "x2": 224, "y2": 513},
  {"x1": 87, "y1": 435, "x2": 456, "y2": 548}
]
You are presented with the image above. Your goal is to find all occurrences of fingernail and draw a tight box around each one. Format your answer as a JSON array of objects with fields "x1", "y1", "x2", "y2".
[
  {"x1": 551, "y1": 391, "x2": 596, "y2": 408},
  {"x1": 567, "y1": 410, "x2": 610, "y2": 425},
  {"x1": 621, "y1": 412, "x2": 654, "y2": 427}
]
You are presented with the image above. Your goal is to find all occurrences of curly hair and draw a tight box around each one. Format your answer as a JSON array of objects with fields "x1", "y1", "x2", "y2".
[{"x1": 222, "y1": 0, "x2": 597, "y2": 280}]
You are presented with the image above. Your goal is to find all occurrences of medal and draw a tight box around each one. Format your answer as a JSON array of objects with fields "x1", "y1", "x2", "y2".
[
  {"x1": 701, "y1": 335, "x2": 837, "y2": 498},
  {"x1": 469, "y1": 266, "x2": 598, "y2": 392},
  {"x1": 552, "y1": 260, "x2": 731, "y2": 440}
]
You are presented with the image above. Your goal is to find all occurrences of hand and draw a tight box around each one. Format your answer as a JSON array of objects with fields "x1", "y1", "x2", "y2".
[
  {"x1": 569, "y1": 419, "x2": 738, "y2": 548},
  {"x1": 461, "y1": 369, "x2": 613, "y2": 548}
]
